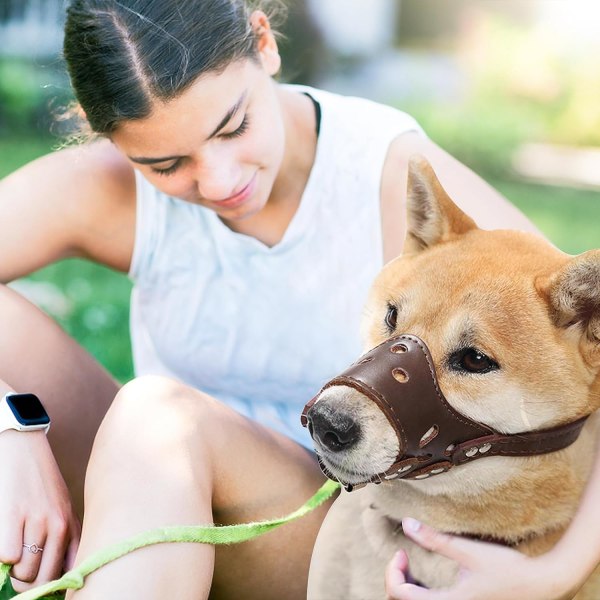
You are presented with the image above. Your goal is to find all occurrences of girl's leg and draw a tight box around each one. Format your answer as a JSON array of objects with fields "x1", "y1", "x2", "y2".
[
  {"x1": 68, "y1": 376, "x2": 333, "y2": 600},
  {"x1": 0, "y1": 285, "x2": 119, "y2": 516}
]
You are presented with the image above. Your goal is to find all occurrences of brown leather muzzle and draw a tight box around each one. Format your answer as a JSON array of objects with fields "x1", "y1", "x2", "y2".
[{"x1": 301, "y1": 334, "x2": 588, "y2": 491}]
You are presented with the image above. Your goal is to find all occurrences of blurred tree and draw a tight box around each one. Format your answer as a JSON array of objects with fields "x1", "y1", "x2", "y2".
[
  {"x1": 0, "y1": 0, "x2": 68, "y2": 136},
  {"x1": 396, "y1": 0, "x2": 537, "y2": 47}
]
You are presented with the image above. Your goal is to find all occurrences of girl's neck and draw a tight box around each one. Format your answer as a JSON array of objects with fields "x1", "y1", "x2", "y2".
[{"x1": 223, "y1": 85, "x2": 318, "y2": 247}]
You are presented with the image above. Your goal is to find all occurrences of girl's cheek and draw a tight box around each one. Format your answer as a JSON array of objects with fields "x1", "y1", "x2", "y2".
[{"x1": 148, "y1": 174, "x2": 193, "y2": 197}]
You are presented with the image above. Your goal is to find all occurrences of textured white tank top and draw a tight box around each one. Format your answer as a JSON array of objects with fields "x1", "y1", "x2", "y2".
[{"x1": 129, "y1": 85, "x2": 423, "y2": 448}]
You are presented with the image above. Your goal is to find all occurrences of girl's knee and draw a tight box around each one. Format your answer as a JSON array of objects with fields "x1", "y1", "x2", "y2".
[
  {"x1": 83, "y1": 376, "x2": 217, "y2": 519},
  {"x1": 99, "y1": 376, "x2": 224, "y2": 448},
  {"x1": 88, "y1": 377, "x2": 220, "y2": 488},
  {"x1": 112, "y1": 375, "x2": 210, "y2": 416}
]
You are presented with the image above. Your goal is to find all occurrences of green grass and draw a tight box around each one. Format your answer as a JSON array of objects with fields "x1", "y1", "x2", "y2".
[
  {"x1": 0, "y1": 136, "x2": 58, "y2": 177},
  {"x1": 493, "y1": 178, "x2": 600, "y2": 255},
  {"x1": 1, "y1": 135, "x2": 599, "y2": 382}
]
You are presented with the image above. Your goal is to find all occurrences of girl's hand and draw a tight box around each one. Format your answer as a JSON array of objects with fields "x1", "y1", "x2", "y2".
[
  {"x1": 0, "y1": 429, "x2": 81, "y2": 592},
  {"x1": 385, "y1": 518, "x2": 581, "y2": 600}
]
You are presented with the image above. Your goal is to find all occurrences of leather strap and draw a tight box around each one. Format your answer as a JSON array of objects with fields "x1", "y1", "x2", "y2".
[{"x1": 302, "y1": 335, "x2": 588, "y2": 490}]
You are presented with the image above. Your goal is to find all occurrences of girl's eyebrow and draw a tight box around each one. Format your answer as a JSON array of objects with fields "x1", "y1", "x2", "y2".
[
  {"x1": 128, "y1": 90, "x2": 248, "y2": 165},
  {"x1": 206, "y1": 90, "x2": 248, "y2": 139},
  {"x1": 129, "y1": 154, "x2": 181, "y2": 165}
]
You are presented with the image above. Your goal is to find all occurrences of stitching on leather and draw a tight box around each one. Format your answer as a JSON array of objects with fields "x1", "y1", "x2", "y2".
[{"x1": 399, "y1": 335, "x2": 489, "y2": 433}]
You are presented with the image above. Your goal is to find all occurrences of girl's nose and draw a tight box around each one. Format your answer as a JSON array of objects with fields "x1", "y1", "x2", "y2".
[{"x1": 194, "y1": 149, "x2": 242, "y2": 201}]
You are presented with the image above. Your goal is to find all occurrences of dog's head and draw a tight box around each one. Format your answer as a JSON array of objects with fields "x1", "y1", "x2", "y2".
[{"x1": 304, "y1": 156, "x2": 600, "y2": 490}]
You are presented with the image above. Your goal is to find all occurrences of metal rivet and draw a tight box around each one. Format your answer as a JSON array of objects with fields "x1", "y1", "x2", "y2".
[
  {"x1": 392, "y1": 368, "x2": 409, "y2": 383},
  {"x1": 430, "y1": 467, "x2": 446, "y2": 475},
  {"x1": 397, "y1": 465, "x2": 412, "y2": 473},
  {"x1": 384, "y1": 473, "x2": 399, "y2": 480},
  {"x1": 390, "y1": 343, "x2": 408, "y2": 354},
  {"x1": 414, "y1": 473, "x2": 430, "y2": 479},
  {"x1": 478, "y1": 443, "x2": 492, "y2": 454},
  {"x1": 465, "y1": 447, "x2": 478, "y2": 458},
  {"x1": 445, "y1": 444, "x2": 456, "y2": 454}
]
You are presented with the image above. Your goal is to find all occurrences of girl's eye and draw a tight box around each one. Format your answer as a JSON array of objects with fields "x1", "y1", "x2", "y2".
[
  {"x1": 221, "y1": 115, "x2": 250, "y2": 140},
  {"x1": 385, "y1": 304, "x2": 398, "y2": 332},
  {"x1": 149, "y1": 114, "x2": 250, "y2": 176},
  {"x1": 151, "y1": 161, "x2": 180, "y2": 176}
]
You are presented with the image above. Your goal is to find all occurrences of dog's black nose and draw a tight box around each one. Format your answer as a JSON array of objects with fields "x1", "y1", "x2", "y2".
[{"x1": 307, "y1": 405, "x2": 361, "y2": 452}]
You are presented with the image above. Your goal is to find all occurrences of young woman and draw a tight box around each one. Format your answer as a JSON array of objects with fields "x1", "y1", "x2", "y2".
[{"x1": 0, "y1": 1, "x2": 596, "y2": 598}]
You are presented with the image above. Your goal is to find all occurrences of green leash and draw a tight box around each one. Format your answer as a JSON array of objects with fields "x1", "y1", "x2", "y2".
[{"x1": 0, "y1": 480, "x2": 340, "y2": 600}]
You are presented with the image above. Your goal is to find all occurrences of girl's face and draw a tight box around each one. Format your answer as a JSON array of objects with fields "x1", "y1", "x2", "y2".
[{"x1": 111, "y1": 49, "x2": 285, "y2": 222}]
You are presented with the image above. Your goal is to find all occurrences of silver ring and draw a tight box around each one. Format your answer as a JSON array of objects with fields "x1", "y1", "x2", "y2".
[{"x1": 23, "y1": 543, "x2": 43, "y2": 554}]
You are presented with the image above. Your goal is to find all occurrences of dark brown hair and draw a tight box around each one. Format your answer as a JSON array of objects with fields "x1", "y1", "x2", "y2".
[{"x1": 63, "y1": 0, "x2": 281, "y2": 134}]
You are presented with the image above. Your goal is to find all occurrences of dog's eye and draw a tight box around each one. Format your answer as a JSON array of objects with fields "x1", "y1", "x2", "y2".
[
  {"x1": 385, "y1": 304, "x2": 398, "y2": 332},
  {"x1": 450, "y1": 348, "x2": 499, "y2": 374}
]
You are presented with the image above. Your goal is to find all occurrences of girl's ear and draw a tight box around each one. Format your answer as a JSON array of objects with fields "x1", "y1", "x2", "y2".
[{"x1": 250, "y1": 10, "x2": 281, "y2": 76}]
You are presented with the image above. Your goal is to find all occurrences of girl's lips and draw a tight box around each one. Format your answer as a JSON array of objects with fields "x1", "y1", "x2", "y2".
[{"x1": 209, "y1": 173, "x2": 257, "y2": 210}]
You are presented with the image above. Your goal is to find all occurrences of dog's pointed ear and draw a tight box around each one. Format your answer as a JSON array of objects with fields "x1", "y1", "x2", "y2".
[
  {"x1": 404, "y1": 155, "x2": 478, "y2": 253},
  {"x1": 537, "y1": 250, "x2": 600, "y2": 367}
]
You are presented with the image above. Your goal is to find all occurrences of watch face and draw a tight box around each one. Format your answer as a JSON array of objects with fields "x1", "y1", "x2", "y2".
[{"x1": 6, "y1": 394, "x2": 50, "y2": 427}]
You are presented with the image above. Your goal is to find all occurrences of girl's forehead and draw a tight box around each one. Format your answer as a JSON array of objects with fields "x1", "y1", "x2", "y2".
[{"x1": 112, "y1": 60, "x2": 261, "y2": 152}]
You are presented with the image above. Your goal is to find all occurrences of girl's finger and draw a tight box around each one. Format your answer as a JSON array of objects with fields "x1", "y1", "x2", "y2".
[
  {"x1": 10, "y1": 522, "x2": 46, "y2": 584},
  {"x1": 401, "y1": 518, "x2": 484, "y2": 569},
  {"x1": 386, "y1": 549, "x2": 409, "y2": 590},
  {"x1": 387, "y1": 582, "x2": 452, "y2": 600},
  {"x1": 64, "y1": 529, "x2": 80, "y2": 572},
  {"x1": 385, "y1": 549, "x2": 455, "y2": 600},
  {"x1": 36, "y1": 520, "x2": 70, "y2": 584},
  {"x1": 0, "y1": 516, "x2": 24, "y2": 566}
]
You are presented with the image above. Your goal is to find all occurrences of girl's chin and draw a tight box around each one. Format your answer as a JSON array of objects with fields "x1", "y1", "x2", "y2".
[{"x1": 217, "y1": 201, "x2": 265, "y2": 223}]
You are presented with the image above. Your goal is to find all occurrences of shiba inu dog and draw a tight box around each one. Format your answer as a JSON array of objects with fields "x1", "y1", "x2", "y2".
[{"x1": 304, "y1": 157, "x2": 600, "y2": 599}]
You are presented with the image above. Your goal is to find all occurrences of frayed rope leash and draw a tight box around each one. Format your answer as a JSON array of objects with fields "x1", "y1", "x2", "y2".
[{"x1": 0, "y1": 480, "x2": 340, "y2": 600}]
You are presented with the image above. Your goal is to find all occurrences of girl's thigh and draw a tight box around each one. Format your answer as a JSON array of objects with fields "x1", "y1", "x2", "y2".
[
  {"x1": 0, "y1": 284, "x2": 119, "y2": 515},
  {"x1": 209, "y1": 407, "x2": 332, "y2": 600},
  {"x1": 78, "y1": 376, "x2": 333, "y2": 600}
]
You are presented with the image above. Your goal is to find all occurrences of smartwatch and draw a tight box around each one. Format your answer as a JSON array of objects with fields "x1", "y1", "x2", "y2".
[{"x1": 0, "y1": 393, "x2": 51, "y2": 435}]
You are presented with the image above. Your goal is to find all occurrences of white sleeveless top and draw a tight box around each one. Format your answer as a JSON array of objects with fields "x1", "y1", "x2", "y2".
[{"x1": 129, "y1": 85, "x2": 424, "y2": 448}]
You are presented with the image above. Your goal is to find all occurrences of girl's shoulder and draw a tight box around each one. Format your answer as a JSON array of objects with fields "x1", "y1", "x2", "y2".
[
  {"x1": 65, "y1": 139, "x2": 138, "y2": 270},
  {"x1": 0, "y1": 139, "x2": 137, "y2": 279},
  {"x1": 55, "y1": 138, "x2": 136, "y2": 203},
  {"x1": 285, "y1": 84, "x2": 423, "y2": 134}
]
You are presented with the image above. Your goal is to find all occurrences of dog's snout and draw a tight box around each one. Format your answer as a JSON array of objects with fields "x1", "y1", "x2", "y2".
[{"x1": 307, "y1": 404, "x2": 361, "y2": 453}]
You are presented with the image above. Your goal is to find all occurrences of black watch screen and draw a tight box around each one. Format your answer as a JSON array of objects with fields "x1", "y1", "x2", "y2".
[{"x1": 6, "y1": 393, "x2": 50, "y2": 427}]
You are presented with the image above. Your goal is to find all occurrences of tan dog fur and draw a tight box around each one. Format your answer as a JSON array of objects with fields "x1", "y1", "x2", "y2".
[{"x1": 306, "y1": 157, "x2": 600, "y2": 600}]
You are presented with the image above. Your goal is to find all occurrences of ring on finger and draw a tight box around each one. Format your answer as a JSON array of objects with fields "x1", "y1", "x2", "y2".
[{"x1": 22, "y1": 543, "x2": 44, "y2": 555}]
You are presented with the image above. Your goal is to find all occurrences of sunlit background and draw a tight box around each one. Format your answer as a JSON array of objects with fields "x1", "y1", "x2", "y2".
[{"x1": 0, "y1": 0, "x2": 599, "y2": 381}]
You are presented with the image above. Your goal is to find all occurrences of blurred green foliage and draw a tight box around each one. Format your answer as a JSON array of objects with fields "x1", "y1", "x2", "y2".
[
  {"x1": 0, "y1": 57, "x2": 71, "y2": 135},
  {"x1": 399, "y1": 13, "x2": 600, "y2": 181},
  {"x1": 461, "y1": 17, "x2": 600, "y2": 148},
  {"x1": 0, "y1": 59, "x2": 42, "y2": 131},
  {"x1": 492, "y1": 179, "x2": 600, "y2": 254}
]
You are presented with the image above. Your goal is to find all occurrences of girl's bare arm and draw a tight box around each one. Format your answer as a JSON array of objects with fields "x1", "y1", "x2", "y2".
[{"x1": 0, "y1": 139, "x2": 136, "y2": 282}]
